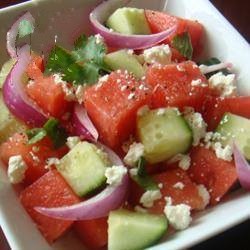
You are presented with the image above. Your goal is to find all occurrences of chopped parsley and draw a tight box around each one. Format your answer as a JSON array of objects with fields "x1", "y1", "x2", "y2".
[
  {"x1": 26, "y1": 118, "x2": 67, "y2": 149},
  {"x1": 171, "y1": 32, "x2": 193, "y2": 60}
]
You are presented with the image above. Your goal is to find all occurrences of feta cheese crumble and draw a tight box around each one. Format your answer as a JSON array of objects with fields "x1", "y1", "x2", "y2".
[
  {"x1": 105, "y1": 165, "x2": 127, "y2": 186},
  {"x1": 184, "y1": 109, "x2": 207, "y2": 146},
  {"x1": 164, "y1": 203, "x2": 192, "y2": 230},
  {"x1": 45, "y1": 157, "x2": 60, "y2": 169},
  {"x1": 94, "y1": 34, "x2": 104, "y2": 44},
  {"x1": 124, "y1": 142, "x2": 144, "y2": 167},
  {"x1": 134, "y1": 205, "x2": 148, "y2": 213},
  {"x1": 173, "y1": 182, "x2": 185, "y2": 190},
  {"x1": 213, "y1": 142, "x2": 233, "y2": 161},
  {"x1": 197, "y1": 184, "x2": 210, "y2": 208},
  {"x1": 168, "y1": 154, "x2": 191, "y2": 171},
  {"x1": 66, "y1": 136, "x2": 81, "y2": 149},
  {"x1": 208, "y1": 72, "x2": 236, "y2": 97},
  {"x1": 8, "y1": 155, "x2": 28, "y2": 184},
  {"x1": 140, "y1": 190, "x2": 162, "y2": 208},
  {"x1": 143, "y1": 44, "x2": 172, "y2": 65}
]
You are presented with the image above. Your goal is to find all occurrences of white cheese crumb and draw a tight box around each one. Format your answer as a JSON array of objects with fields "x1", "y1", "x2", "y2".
[
  {"x1": 156, "y1": 108, "x2": 166, "y2": 116},
  {"x1": 173, "y1": 182, "x2": 185, "y2": 190},
  {"x1": 213, "y1": 142, "x2": 233, "y2": 161},
  {"x1": 95, "y1": 74, "x2": 109, "y2": 90},
  {"x1": 208, "y1": 72, "x2": 236, "y2": 97},
  {"x1": 158, "y1": 183, "x2": 163, "y2": 189},
  {"x1": 45, "y1": 157, "x2": 60, "y2": 170},
  {"x1": 197, "y1": 184, "x2": 210, "y2": 208},
  {"x1": 105, "y1": 165, "x2": 127, "y2": 186},
  {"x1": 66, "y1": 136, "x2": 81, "y2": 149},
  {"x1": 124, "y1": 142, "x2": 144, "y2": 167},
  {"x1": 191, "y1": 79, "x2": 202, "y2": 86},
  {"x1": 168, "y1": 154, "x2": 191, "y2": 171},
  {"x1": 184, "y1": 111, "x2": 207, "y2": 146},
  {"x1": 143, "y1": 44, "x2": 172, "y2": 65},
  {"x1": 164, "y1": 203, "x2": 192, "y2": 230},
  {"x1": 140, "y1": 190, "x2": 162, "y2": 208},
  {"x1": 128, "y1": 92, "x2": 135, "y2": 100},
  {"x1": 94, "y1": 34, "x2": 104, "y2": 44},
  {"x1": 8, "y1": 155, "x2": 28, "y2": 184},
  {"x1": 134, "y1": 205, "x2": 148, "y2": 213}
]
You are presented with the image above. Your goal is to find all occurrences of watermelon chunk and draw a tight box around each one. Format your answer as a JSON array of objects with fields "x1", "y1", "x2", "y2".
[
  {"x1": 20, "y1": 170, "x2": 80, "y2": 243},
  {"x1": 84, "y1": 71, "x2": 151, "y2": 148},
  {"x1": 188, "y1": 146, "x2": 238, "y2": 205}
]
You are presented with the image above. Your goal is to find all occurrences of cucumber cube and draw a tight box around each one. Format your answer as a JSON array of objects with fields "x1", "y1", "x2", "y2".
[
  {"x1": 56, "y1": 142, "x2": 110, "y2": 196},
  {"x1": 216, "y1": 113, "x2": 250, "y2": 160},
  {"x1": 104, "y1": 50, "x2": 145, "y2": 79},
  {"x1": 137, "y1": 108, "x2": 192, "y2": 164},
  {"x1": 106, "y1": 7, "x2": 151, "y2": 35},
  {"x1": 108, "y1": 209, "x2": 167, "y2": 250}
]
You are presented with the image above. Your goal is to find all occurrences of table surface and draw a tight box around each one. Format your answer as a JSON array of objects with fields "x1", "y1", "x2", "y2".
[{"x1": 0, "y1": 0, "x2": 250, "y2": 250}]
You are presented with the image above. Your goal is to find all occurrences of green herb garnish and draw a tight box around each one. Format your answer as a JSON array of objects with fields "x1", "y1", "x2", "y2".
[
  {"x1": 132, "y1": 157, "x2": 158, "y2": 191},
  {"x1": 171, "y1": 32, "x2": 193, "y2": 60},
  {"x1": 26, "y1": 118, "x2": 67, "y2": 149}
]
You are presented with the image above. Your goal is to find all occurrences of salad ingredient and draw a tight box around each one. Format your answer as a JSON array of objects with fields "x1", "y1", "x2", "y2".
[
  {"x1": 0, "y1": 93, "x2": 27, "y2": 143},
  {"x1": 130, "y1": 169, "x2": 205, "y2": 213},
  {"x1": 140, "y1": 189, "x2": 162, "y2": 208},
  {"x1": 188, "y1": 146, "x2": 237, "y2": 205},
  {"x1": 137, "y1": 107, "x2": 192, "y2": 164},
  {"x1": 74, "y1": 217, "x2": 108, "y2": 249},
  {"x1": 146, "y1": 61, "x2": 209, "y2": 111},
  {"x1": 0, "y1": 59, "x2": 16, "y2": 88},
  {"x1": 199, "y1": 62, "x2": 233, "y2": 76},
  {"x1": 202, "y1": 96, "x2": 250, "y2": 131},
  {"x1": 6, "y1": 11, "x2": 35, "y2": 58},
  {"x1": 213, "y1": 142, "x2": 233, "y2": 162},
  {"x1": 26, "y1": 55, "x2": 44, "y2": 80},
  {"x1": 84, "y1": 70, "x2": 151, "y2": 148},
  {"x1": 104, "y1": 49, "x2": 145, "y2": 78},
  {"x1": 197, "y1": 184, "x2": 210, "y2": 208},
  {"x1": 7, "y1": 155, "x2": 27, "y2": 184},
  {"x1": 233, "y1": 143, "x2": 250, "y2": 190},
  {"x1": 35, "y1": 171, "x2": 129, "y2": 220},
  {"x1": 145, "y1": 10, "x2": 204, "y2": 57},
  {"x1": 143, "y1": 44, "x2": 172, "y2": 65},
  {"x1": 106, "y1": 7, "x2": 151, "y2": 35},
  {"x1": 108, "y1": 209, "x2": 167, "y2": 250},
  {"x1": 20, "y1": 170, "x2": 80, "y2": 243},
  {"x1": 105, "y1": 165, "x2": 127, "y2": 186},
  {"x1": 164, "y1": 203, "x2": 192, "y2": 230},
  {"x1": 90, "y1": 1, "x2": 176, "y2": 50},
  {"x1": 171, "y1": 32, "x2": 193, "y2": 59},
  {"x1": 66, "y1": 136, "x2": 80, "y2": 149},
  {"x1": 3, "y1": 45, "x2": 47, "y2": 126},
  {"x1": 215, "y1": 113, "x2": 250, "y2": 160},
  {"x1": 168, "y1": 153, "x2": 191, "y2": 171},
  {"x1": 124, "y1": 142, "x2": 144, "y2": 167},
  {"x1": 26, "y1": 75, "x2": 71, "y2": 118},
  {"x1": 56, "y1": 141, "x2": 109, "y2": 196},
  {"x1": 71, "y1": 104, "x2": 99, "y2": 141},
  {"x1": 0, "y1": 133, "x2": 67, "y2": 184}
]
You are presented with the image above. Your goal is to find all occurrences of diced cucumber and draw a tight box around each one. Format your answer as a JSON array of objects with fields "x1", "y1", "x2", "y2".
[
  {"x1": 216, "y1": 113, "x2": 250, "y2": 160},
  {"x1": 137, "y1": 108, "x2": 192, "y2": 164},
  {"x1": 106, "y1": 7, "x2": 151, "y2": 35},
  {"x1": 0, "y1": 93, "x2": 27, "y2": 143},
  {"x1": 104, "y1": 50, "x2": 145, "y2": 79},
  {"x1": 56, "y1": 142, "x2": 110, "y2": 196},
  {"x1": 0, "y1": 59, "x2": 16, "y2": 89},
  {"x1": 108, "y1": 209, "x2": 167, "y2": 250}
]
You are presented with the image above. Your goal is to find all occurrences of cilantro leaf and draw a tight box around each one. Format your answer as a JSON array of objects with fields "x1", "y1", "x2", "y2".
[
  {"x1": 43, "y1": 118, "x2": 67, "y2": 149},
  {"x1": 27, "y1": 128, "x2": 47, "y2": 144},
  {"x1": 26, "y1": 118, "x2": 67, "y2": 149},
  {"x1": 198, "y1": 57, "x2": 231, "y2": 78},
  {"x1": 171, "y1": 32, "x2": 193, "y2": 60},
  {"x1": 131, "y1": 157, "x2": 158, "y2": 191},
  {"x1": 18, "y1": 19, "x2": 34, "y2": 38}
]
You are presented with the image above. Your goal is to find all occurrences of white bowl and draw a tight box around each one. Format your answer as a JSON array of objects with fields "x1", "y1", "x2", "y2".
[{"x1": 0, "y1": 0, "x2": 250, "y2": 250}]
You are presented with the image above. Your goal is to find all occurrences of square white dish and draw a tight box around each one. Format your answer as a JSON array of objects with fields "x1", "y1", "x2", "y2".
[{"x1": 0, "y1": 0, "x2": 250, "y2": 250}]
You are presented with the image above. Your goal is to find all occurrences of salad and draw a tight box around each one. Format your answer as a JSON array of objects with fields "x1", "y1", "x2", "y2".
[{"x1": 0, "y1": 0, "x2": 250, "y2": 249}]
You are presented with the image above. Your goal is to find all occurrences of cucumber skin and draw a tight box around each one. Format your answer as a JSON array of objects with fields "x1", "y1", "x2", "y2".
[{"x1": 108, "y1": 209, "x2": 168, "y2": 250}]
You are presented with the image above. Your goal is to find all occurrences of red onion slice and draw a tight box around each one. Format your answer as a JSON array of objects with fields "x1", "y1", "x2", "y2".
[
  {"x1": 89, "y1": 0, "x2": 176, "y2": 49},
  {"x1": 35, "y1": 144, "x2": 129, "y2": 220},
  {"x1": 233, "y1": 143, "x2": 250, "y2": 190},
  {"x1": 71, "y1": 104, "x2": 99, "y2": 141},
  {"x1": 3, "y1": 45, "x2": 47, "y2": 126},
  {"x1": 6, "y1": 12, "x2": 35, "y2": 58},
  {"x1": 199, "y1": 62, "x2": 233, "y2": 75}
]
